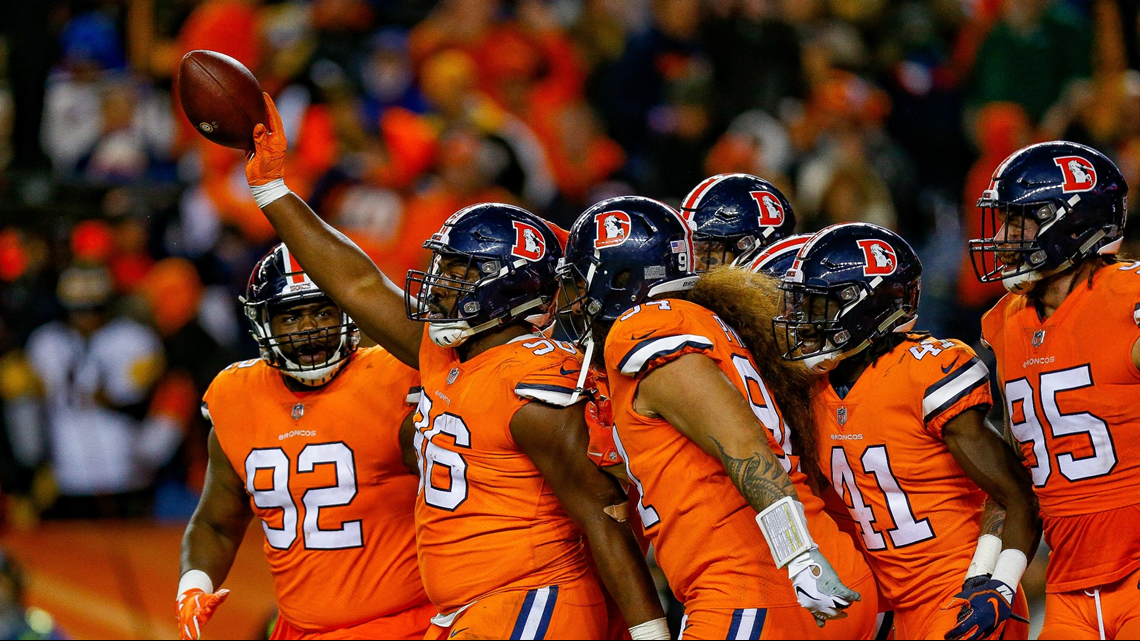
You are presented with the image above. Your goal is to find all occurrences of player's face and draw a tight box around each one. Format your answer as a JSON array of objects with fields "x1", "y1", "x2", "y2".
[
  {"x1": 994, "y1": 210, "x2": 1040, "y2": 269},
  {"x1": 693, "y1": 240, "x2": 737, "y2": 272},
  {"x1": 557, "y1": 272, "x2": 588, "y2": 316},
  {"x1": 788, "y1": 292, "x2": 841, "y2": 355},
  {"x1": 556, "y1": 270, "x2": 591, "y2": 343},
  {"x1": 269, "y1": 300, "x2": 343, "y2": 366},
  {"x1": 426, "y1": 255, "x2": 479, "y2": 318}
]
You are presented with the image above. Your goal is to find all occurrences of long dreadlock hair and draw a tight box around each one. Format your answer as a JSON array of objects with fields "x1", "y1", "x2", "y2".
[{"x1": 687, "y1": 266, "x2": 826, "y2": 492}]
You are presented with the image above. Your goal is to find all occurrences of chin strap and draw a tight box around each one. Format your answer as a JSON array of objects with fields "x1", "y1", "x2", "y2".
[
  {"x1": 802, "y1": 310, "x2": 912, "y2": 374},
  {"x1": 565, "y1": 255, "x2": 601, "y2": 405},
  {"x1": 428, "y1": 298, "x2": 551, "y2": 348},
  {"x1": 568, "y1": 336, "x2": 594, "y2": 405}
]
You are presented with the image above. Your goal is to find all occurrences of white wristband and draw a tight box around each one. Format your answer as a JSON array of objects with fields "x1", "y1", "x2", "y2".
[
  {"x1": 990, "y1": 549, "x2": 1028, "y2": 601},
  {"x1": 250, "y1": 178, "x2": 291, "y2": 209},
  {"x1": 966, "y1": 534, "x2": 1002, "y2": 579},
  {"x1": 178, "y1": 569, "x2": 214, "y2": 596},
  {"x1": 755, "y1": 496, "x2": 815, "y2": 569},
  {"x1": 629, "y1": 617, "x2": 670, "y2": 640}
]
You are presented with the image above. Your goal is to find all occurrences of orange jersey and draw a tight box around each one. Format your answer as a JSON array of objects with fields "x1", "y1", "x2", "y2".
[
  {"x1": 981, "y1": 262, "x2": 1140, "y2": 592},
  {"x1": 603, "y1": 299, "x2": 872, "y2": 611},
  {"x1": 412, "y1": 332, "x2": 591, "y2": 612},
  {"x1": 204, "y1": 347, "x2": 427, "y2": 631},
  {"x1": 813, "y1": 335, "x2": 993, "y2": 610}
]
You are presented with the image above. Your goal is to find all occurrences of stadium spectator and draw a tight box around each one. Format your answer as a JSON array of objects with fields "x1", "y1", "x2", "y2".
[
  {"x1": 968, "y1": 0, "x2": 1092, "y2": 122},
  {"x1": 25, "y1": 263, "x2": 179, "y2": 518}
]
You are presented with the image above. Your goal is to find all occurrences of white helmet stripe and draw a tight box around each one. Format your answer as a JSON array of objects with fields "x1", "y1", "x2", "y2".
[{"x1": 681, "y1": 173, "x2": 735, "y2": 212}]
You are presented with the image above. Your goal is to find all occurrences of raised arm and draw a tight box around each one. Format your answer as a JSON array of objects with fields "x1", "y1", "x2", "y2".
[
  {"x1": 510, "y1": 401, "x2": 668, "y2": 640},
  {"x1": 246, "y1": 94, "x2": 422, "y2": 367},
  {"x1": 177, "y1": 429, "x2": 253, "y2": 640},
  {"x1": 943, "y1": 409, "x2": 1041, "y2": 640},
  {"x1": 635, "y1": 352, "x2": 859, "y2": 626}
]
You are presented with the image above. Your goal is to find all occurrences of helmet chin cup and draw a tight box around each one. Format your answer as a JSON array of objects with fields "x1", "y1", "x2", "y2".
[
  {"x1": 282, "y1": 358, "x2": 348, "y2": 386},
  {"x1": 1099, "y1": 237, "x2": 1123, "y2": 255},
  {"x1": 428, "y1": 321, "x2": 472, "y2": 347},
  {"x1": 804, "y1": 351, "x2": 842, "y2": 374},
  {"x1": 893, "y1": 317, "x2": 919, "y2": 333},
  {"x1": 1001, "y1": 267, "x2": 1043, "y2": 295}
]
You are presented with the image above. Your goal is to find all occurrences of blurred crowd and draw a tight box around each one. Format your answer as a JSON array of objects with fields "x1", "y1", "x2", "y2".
[{"x1": 0, "y1": 0, "x2": 1139, "y2": 525}]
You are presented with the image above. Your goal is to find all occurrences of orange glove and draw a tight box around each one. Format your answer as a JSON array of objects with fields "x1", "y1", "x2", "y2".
[
  {"x1": 245, "y1": 92, "x2": 287, "y2": 188},
  {"x1": 176, "y1": 587, "x2": 230, "y2": 640}
]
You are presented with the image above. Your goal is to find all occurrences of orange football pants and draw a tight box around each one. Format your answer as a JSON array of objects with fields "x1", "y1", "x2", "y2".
[
  {"x1": 269, "y1": 601, "x2": 434, "y2": 640},
  {"x1": 1038, "y1": 566, "x2": 1140, "y2": 640},
  {"x1": 678, "y1": 572, "x2": 880, "y2": 640},
  {"x1": 424, "y1": 575, "x2": 607, "y2": 640},
  {"x1": 891, "y1": 584, "x2": 1029, "y2": 640}
]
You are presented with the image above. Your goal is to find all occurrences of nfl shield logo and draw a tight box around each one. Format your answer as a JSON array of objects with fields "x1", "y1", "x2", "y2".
[
  {"x1": 837, "y1": 406, "x2": 848, "y2": 426},
  {"x1": 292, "y1": 403, "x2": 304, "y2": 420},
  {"x1": 447, "y1": 368, "x2": 460, "y2": 385},
  {"x1": 1032, "y1": 330, "x2": 1046, "y2": 348}
]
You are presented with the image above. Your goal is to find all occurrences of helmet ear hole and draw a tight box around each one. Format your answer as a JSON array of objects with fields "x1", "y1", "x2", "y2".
[{"x1": 613, "y1": 268, "x2": 632, "y2": 289}]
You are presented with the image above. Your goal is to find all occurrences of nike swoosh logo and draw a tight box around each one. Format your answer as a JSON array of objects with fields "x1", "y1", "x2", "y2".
[
  {"x1": 587, "y1": 451, "x2": 605, "y2": 457},
  {"x1": 941, "y1": 358, "x2": 960, "y2": 374},
  {"x1": 987, "y1": 596, "x2": 1001, "y2": 628},
  {"x1": 631, "y1": 331, "x2": 654, "y2": 341},
  {"x1": 450, "y1": 627, "x2": 468, "y2": 638},
  {"x1": 560, "y1": 366, "x2": 580, "y2": 376}
]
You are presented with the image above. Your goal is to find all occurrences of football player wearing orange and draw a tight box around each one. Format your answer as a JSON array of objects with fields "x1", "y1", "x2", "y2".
[
  {"x1": 971, "y1": 141, "x2": 1140, "y2": 640},
  {"x1": 559, "y1": 196, "x2": 880, "y2": 639},
  {"x1": 178, "y1": 245, "x2": 431, "y2": 640},
  {"x1": 578, "y1": 175, "x2": 804, "y2": 512},
  {"x1": 244, "y1": 94, "x2": 667, "y2": 640},
  {"x1": 766, "y1": 223, "x2": 1040, "y2": 640}
]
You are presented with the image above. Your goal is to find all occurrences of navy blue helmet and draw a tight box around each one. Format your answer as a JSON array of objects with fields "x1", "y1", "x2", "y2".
[
  {"x1": 405, "y1": 202, "x2": 563, "y2": 347},
  {"x1": 969, "y1": 141, "x2": 1128, "y2": 294},
  {"x1": 558, "y1": 196, "x2": 698, "y2": 348},
  {"x1": 681, "y1": 173, "x2": 797, "y2": 271},
  {"x1": 772, "y1": 223, "x2": 921, "y2": 373},
  {"x1": 747, "y1": 233, "x2": 812, "y2": 277},
  {"x1": 243, "y1": 243, "x2": 360, "y2": 384}
]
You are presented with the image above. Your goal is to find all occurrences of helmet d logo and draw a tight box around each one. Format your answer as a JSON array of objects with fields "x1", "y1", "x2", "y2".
[
  {"x1": 750, "y1": 191, "x2": 786, "y2": 226},
  {"x1": 511, "y1": 221, "x2": 546, "y2": 261},
  {"x1": 594, "y1": 211, "x2": 632, "y2": 249},
  {"x1": 1054, "y1": 156, "x2": 1097, "y2": 193},
  {"x1": 856, "y1": 239, "x2": 897, "y2": 276}
]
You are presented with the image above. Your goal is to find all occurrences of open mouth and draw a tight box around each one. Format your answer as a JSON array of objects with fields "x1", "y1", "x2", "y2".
[{"x1": 294, "y1": 344, "x2": 331, "y2": 366}]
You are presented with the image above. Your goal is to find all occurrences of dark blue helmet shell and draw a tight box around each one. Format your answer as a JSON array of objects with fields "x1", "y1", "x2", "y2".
[
  {"x1": 559, "y1": 196, "x2": 698, "y2": 338},
  {"x1": 969, "y1": 141, "x2": 1128, "y2": 293},
  {"x1": 773, "y1": 223, "x2": 921, "y2": 372},
  {"x1": 747, "y1": 233, "x2": 812, "y2": 277},
  {"x1": 405, "y1": 202, "x2": 564, "y2": 335},
  {"x1": 681, "y1": 173, "x2": 797, "y2": 270}
]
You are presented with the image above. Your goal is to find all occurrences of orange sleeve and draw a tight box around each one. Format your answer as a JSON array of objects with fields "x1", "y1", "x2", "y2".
[
  {"x1": 919, "y1": 341, "x2": 993, "y2": 438},
  {"x1": 603, "y1": 302, "x2": 717, "y2": 379},
  {"x1": 511, "y1": 339, "x2": 583, "y2": 407}
]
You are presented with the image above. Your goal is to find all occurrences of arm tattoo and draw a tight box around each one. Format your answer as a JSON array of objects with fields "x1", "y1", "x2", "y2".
[
  {"x1": 710, "y1": 437, "x2": 797, "y2": 511},
  {"x1": 981, "y1": 497, "x2": 1006, "y2": 537}
]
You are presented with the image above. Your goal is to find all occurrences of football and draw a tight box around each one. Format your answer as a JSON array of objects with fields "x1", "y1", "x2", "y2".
[{"x1": 177, "y1": 50, "x2": 268, "y2": 151}]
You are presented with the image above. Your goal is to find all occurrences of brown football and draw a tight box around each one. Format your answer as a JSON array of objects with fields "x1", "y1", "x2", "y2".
[{"x1": 178, "y1": 50, "x2": 268, "y2": 151}]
